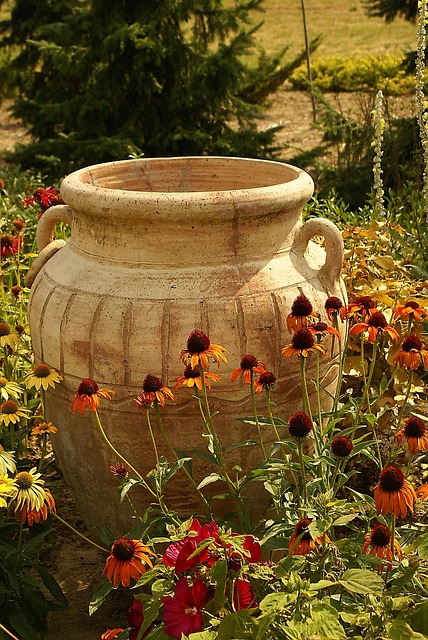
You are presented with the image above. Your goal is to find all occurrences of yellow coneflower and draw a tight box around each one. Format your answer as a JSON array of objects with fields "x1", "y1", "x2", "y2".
[
  {"x1": 0, "y1": 376, "x2": 22, "y2": 400},
  {"x1": 373, "y1": 466, "x2": 416, "y2": 518},
  {"x1": 0, "y1": 399, "x2": 29, "y2": 426},
  {"x1": 102, "y1": 538, "x2": 156, "y2": 587},
  {"x1": 180, "y1": 330, "x2": 227, "y2": 369},
  {"x1": 0, "y1": 474, "x2": 15, "y2": 507},
  {"x1": 362, "y1": 524, "x2": 402, "y2": 572},
  {"x1": 9, "y1": 468, "x2": 47, "y2": 512},
  {"x1": 24, "y1": 363, "x2": 62, "y2": 391},
  {"x1": 0, "y1": 322, "x2": 20, "y2": 349},
  {"x1": 174, "y1": 364, "x2": 221, "y2": 391},
  {"x1": 0, "y1": 445, "x2": 16, "y2": 475},
  {"x1": 72, "y1": 378, "x2": 112, "y2": 415}
]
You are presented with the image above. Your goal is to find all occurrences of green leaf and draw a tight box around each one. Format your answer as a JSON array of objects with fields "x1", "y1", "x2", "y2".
[
  {"x1": 308, "y1": 579, "x2": 338, "y2": 591},
  {"x1": 410, "y1": 600, "x2": 428, "y2": 636},
  {"x1": 216, "y1": 610, "x2": 256, "y2": 639},
  {"x1": 339, "y1": 569, "x2": 384, "y2": 595},
  {"x1": 89, "y1": 577, "x2": 115, "y2": 615},
  {"x1": 197, "y1": 473, "x2": 223, "y2": 490},
  {"x1": 308, "y1": 517, "x2": 332, "y2": 538},
  {"x1": 163, "y1": 457, "x2": 192, "y2": 486},
  {"x1": 120, "y1": 477, "x2": 140, "y2": 503},
  {"x1": 386, "y1": 619, "x2": 428, "y2": 639},
  {"x1": 256, "y1": 613, "x2": 275, "y2": 639},
  {"x1": 139, "y1": 595, "x2": 163, "y2": 636},
  {"x1": 34, "y1": 565, "x2": 68, "y2": 607},
  {"x1": 416, "y1": 534, "x2": 428, "y2": 559},
  {"x1": 259, "y1": 591, "x2": 297, "y2": 613},
  {"x1": 311, "y1": 603, "x2": 347, "y2": 639},
  {"x1": 224, "y1": 440, "x2": 258, "y2": 453},
  {"x1": 188, "y1": 632, "x2": 217, "y2": 639},
  {"x1": 205, "y1": 560, "x2": 227, "y2": 615},
  {"x1": 21, "y1": 529, "x2": 52, "y2": 557},
  {"x1": 333, "y1": 513, "x2": 359, "y2": 527}
]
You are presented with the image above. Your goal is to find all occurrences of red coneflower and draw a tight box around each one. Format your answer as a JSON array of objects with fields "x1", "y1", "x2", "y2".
[
  {"x1": 109, "y1": 462, "x2": 131, "y2": 478},
  {"x1": 393, "y1": 300, "x2": 428, "y2": 322},
  {"x1": 180, "y1": 330, "x2": 227, "y2": 369},
  {"x1": 331, "y1": 436, "x2": 354, "y2": 457},
  {"x1": 103, "y1": 538, "x2": 156, "y2": 588},
  {"x1": 373, "y1": 466, "x2": 416, "y2": 518},
  {"x1": 254, "y1": 370, "x2": 277, "y2": 393},
  {"x1": 1, "y1": 233, "x2": 21, "y2": 257},
  {"x1": 288, "y1": 411, "x2": 313, "y2": 438},
  {"x1": 288, "y1": 518, "x2": 329, "y2": 555},
  {"x1": 134, "y1": 374, "x2": 175, "y2": 409},
  {"x1": 72, "y1": 378, "x2": 112, "y2": 415},
  {"x1": 174, "y1": 364, "x2": 221, "y2": 391},
  {"x1": 282, "y1": 328, "x2": 325, "y2": 358},
  {"x1": 349, "y1": 311, "x2": 399, "y2": 343},
  {"x1": 393, "y1": 333, "x2": 428, "y2": 370},
  {"x1": 325, "y1": 296, "x2": 346, "y2": 322},
  {"x1": 286, "y1": 294, "x2": 319, "y2": 333},
  {"x1": 361, "y1": 524, "x2": 402, "y2": 572},
  {"x1": 395, "y1": 415, "x2": 428, "y2": 453},
  {"x1": 230, "y1": 355, "x2": 266, "y2": 384}
]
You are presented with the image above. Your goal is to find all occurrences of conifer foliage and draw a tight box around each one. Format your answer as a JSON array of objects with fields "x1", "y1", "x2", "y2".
[
  {"x1": 362, "y1": 0, "x2": 417, "y2": 23},
  {"x1": 0, "y1": 0, "x2": 301, "y2": 177}
]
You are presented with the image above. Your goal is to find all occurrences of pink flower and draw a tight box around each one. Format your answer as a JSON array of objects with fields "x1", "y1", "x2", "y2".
[
  {"x1": 162, "y1": 577, "x2": 209, "y2": 638},
  {"x1": 163, "y1": 519, "x2": 219, "y2": 573}
]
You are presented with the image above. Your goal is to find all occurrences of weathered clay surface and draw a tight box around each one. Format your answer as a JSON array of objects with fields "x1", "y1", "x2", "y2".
[{"x1": 28, "y1": 156, "x2": 347, "y2": 534}]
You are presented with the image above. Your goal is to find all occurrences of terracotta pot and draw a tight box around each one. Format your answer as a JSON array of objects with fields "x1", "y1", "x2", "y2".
[{"x1": 26, "y1": 156, "x2": 346, "y2": 534}]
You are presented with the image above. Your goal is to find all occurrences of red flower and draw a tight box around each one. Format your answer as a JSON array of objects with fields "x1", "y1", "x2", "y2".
[
  {"x1": 1, "y1": 234, "x2": 22, "y2": 257},
  {"x1": 23, "y1": 186, "x2": 62, "y2": 217},
  {"x1": 162, "y1": 577, "x2": 209, "y2": 638},
  {"x1": 128, "y1": 599, "x2": 144, "y2": 640},
  {"x1": 163, "y1": 519, "x2": 219, "y2": 573},
  {"x1": 233, "y1": 578, "x2": 257, "y2": 610}
]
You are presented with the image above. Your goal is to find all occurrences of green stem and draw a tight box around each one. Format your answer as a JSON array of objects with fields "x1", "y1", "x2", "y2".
[
  {"x1": 52, "y1": 512, "x2": 109, "y2": 552},
  {"x1": 144, "y1": 408, "x2": 170, "y2": 517},
  {"x1": 387, "y1": 369, "x2": 414, "y2": 465},
  {"x1": 0, "y1": 622, "x2": 21, "y2": 640},
  {"x1": 250, "y1": 371, "x2": 267, "y2": 459},
  {"x1": 37, "y1": 433, "x2": 47, "y2": 472},
  {"x1": 296, "y1": 438, "x2": 308, "y2": 507},
  {"x1": 93, "y1": 410, "x2": 156, "y2": 498}
]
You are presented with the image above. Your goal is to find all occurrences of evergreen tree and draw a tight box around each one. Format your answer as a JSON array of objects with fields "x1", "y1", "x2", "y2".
[
  {"x1": 0, "y1": 0, "x2": 309, "y2": 177},
  {"x1": 362, "y1": 0, "x2": 417, "y2": 23}
]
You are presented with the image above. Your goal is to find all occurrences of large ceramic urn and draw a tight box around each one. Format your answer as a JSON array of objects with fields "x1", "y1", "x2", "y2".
[{"x1": 26, "y1": 156, "x2": 346, "y2": 534}]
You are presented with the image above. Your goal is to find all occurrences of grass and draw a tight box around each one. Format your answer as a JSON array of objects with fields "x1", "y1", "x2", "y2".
[{"x1": 248, "y1": 0, "x2": 417, "y2": 60}]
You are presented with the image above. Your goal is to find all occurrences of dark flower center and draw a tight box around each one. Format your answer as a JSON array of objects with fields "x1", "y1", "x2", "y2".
[
  {"x1": 109, "y1": 462, "x2": 130, "y2": 478},
  {"x1": 11, "y1": 286, "x2": 21, "y2": 297},
  {"x1": 227, "y1": 556, "x2": 242, "y2": 572},
  {"x1": 183, "y1": 365, "x2": 200, "y2": 379},
  {"x1": 258, "y1": 371, "x2": 276, "y2": 386},
  {"x1": 1, "y1": 400, "x2": 18, "y2": 414},
  {"x1": 291, "y1": 328, "x2": 315, "y2": 350},
  {"x1": 0, "y1": 322, "x2": 11, "y2": 337},
  {"x1": 325, "y1": 296, "x2": 343, "y2": 311},
  {"x1": 12, "y1": 219, "x2": 25, "y2": 231},
  {"x1": 367, "y1": 312, "x2": 388, "y2": 328},
  {"x1": 353, "y1": 296, "x2": 375, "y2": 310},
  {"x1": 0, "y1": 377, "x2": 7, "y2": 388},
  {"x1": 404, "y1": 416, "x2": 426, "y2": 438},
  {"x1": 314, "y1": 322, "x2": 328, "y2": 332},
  {"x1": 142, "y1": 374, "x2": 163, "y2": 393},
  {"x1": 112, "y1": 538, "x2": 135, "y2": 561},
  {"x1": 295, "y1": 518, "x2": 313, "y2": 541},
  {"x1": 1, "y1": 234, "x2": 14, "y2": 248},
  {"x1": 187, "y1": 330, "x2": 210, "y2": 353},
  {"x1": 15, "y1": 471, "x2": 34, "y2": 489},
  {"x1": 288, "y1": 411, "x2": 313, "y2": 437},
  {"x1": 33, "y1": 363, "x2": 52, "y2": 378},
  {"x1": 240, "y1": 355, "x2": 258, "y2": 370},
  {"x1": 379, "y1": 466, "x2": 404, "y2": 492},
  {"x1": 401, "y1": 333, "x2": 423, "y2": 352},
  {"x1": 291, "y1": 294, "x2": 313, "y2": 317},
  {"x1": 405, "y1": 300, "x2": 420, "y2": 310},
  {"x1": 331, "y1": 436, "x2": 354, "y2": 457},
  {"x1": 77, "y1": 378, "x2": 99, "y2": 396},
  {"x1": 370, "y1": 524, "x2": 391, "y2": 547},
  {"x1": 15, "y1": 324, "x2": 25, "y2": 336}
]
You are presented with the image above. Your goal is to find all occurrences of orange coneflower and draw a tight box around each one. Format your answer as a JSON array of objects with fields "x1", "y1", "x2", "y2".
[
  {"x1": 325, "y1": 296, "x2": 346, "y2": 322},
  {"x1": 20, "y1": 486, "x2": 56, "y2": 526},
  {"x1": 282, "y1": 328, "x2": 325, "y2": 358},
  {"x1": 416, "y1": 484, "x2": 428, "y2": 500},
  {"x1": 286, "y1": 294, "x2": 319, "y2": 333},
  {"x1": 25, "y1": 363, "x2": 62, "y2": 391},
  {"x1": 349, "y1": 311, "x2": 399, "y2": 343},
  {"x1": 395, "y1": 416, "x2": 428, "y2": 453},
  {"x1": 288, "y1": 412, "x2": 313, "y2": 438},
  {"x1": 373, "y1": 466, "x2": 416, "y2": 518},
  {"x1": 174, "y1": 364, "x2": 221, "y2": 391},
  {"x1": 230, "y1": 355, "x2": 266, "y2": 384},
  {"x1": 134, "y1": 374, "x2": 175, "y2": 410},
  {"x1": 254, "y1": 370, "x2": 277, "y2": 393},
  {"x1": 72, "y1": 378, "x2": 112, "y2": 415},
  {"x1": 393, "y1": 333, "x2": 428, "y2": 370},
  {"x1": 103, "y1": 537, "x2": 156, "y2": 588},
  {"x1": 288, "y1": 518, "x2": 329, "y2": 555},
  {"x1": 101, "y1": 630, "x2": 124, "y2": 640},
  {"x1": 31, "y1": 421, "x2": 58, "y2": 436},
  {"x1": 308, "y1": 321, "x2": 341, "y2": 343},
  {"x1": 393, "y1": 300, "x2": 428, "y2": 323},
  {"x1": 180, "y1": 330, "x2": 227, "y2": 369},
  {"x1": 362, "y1": 524, "x2": 402, "y2": 572},
  {"x1": 346, "y1": 296, "x2": 376, "y2": 320}
]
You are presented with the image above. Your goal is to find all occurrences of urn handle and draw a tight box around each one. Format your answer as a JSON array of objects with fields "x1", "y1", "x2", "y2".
[
  {"x1": 25, "y1": 204, "x2": 73, "y2": 288},
  {"x1": 292, "y1": 217, "x2": 344, "y2": 284}
]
